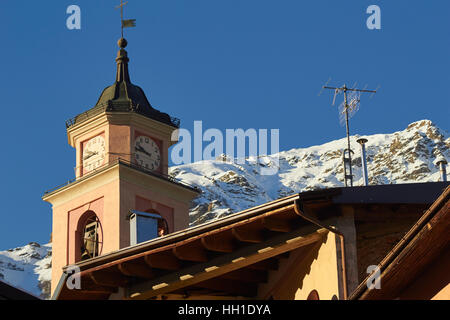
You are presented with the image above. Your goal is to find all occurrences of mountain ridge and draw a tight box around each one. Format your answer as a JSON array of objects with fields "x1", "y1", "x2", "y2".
[{"x1": 170, "y1": 119, "x2": 449, "y2": 225}]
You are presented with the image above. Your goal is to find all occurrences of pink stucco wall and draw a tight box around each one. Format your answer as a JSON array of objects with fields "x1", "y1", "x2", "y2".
[{"x1": 50, "y1": 178, "x2": 121, "y2": 293}]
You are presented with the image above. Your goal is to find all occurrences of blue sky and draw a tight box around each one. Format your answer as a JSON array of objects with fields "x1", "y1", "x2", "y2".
[{"x1": 0, "y1": 1, "x2": 449, "y2": 249}]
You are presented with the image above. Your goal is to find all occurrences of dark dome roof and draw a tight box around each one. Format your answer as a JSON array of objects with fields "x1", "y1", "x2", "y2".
[
  {"x1": 66, "y1": 38, "x2": 179, "y2": 129},
  {"x1": 94, "y1": 76, "x2": 176, "y2": 128}
]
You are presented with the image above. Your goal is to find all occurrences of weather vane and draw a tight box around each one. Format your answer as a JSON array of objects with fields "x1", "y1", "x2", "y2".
[{"x1": 116, "y1": 0, "x2": 136, "y2": 38}]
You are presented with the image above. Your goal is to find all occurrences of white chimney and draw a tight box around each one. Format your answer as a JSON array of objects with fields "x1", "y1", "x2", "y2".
[
  {"x1": 357, "y1": 138, "x2": 369, "y2": 186},
  {"x1": 435, "y1": 156, "x2": 448, "y2": 182}
]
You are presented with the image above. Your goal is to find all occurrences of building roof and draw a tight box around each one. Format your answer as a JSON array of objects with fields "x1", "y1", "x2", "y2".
[
  {"x1": 66, "y1": 38, "x2": 179, "y2": 129},
  {"x1": 350, "y1": 185, "x2": 450, "y2": 300},
  {"x1": 0, "y1": 280, "x2": 40, "y2": 300},
  {"x1": 53, "y1": 182, "x2": 449, "y2": 300}
]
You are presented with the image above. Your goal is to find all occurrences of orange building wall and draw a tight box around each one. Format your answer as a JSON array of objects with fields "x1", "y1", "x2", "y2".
[{"x1": 258, "y1": 232, "x2": 341, "y2": 300}]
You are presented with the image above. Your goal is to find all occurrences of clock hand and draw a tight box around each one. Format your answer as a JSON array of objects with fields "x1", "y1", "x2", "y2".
[
  {"x1": 83, "y1": 151, "x2": 98, "y2": 161},
  {"x1": 135, "y1": 145, "x2": 147, "y2": 155},
  {"x1": 136, "y1": 145, "x2": 152, "y2": 157},
  {"x1": 141, "y1": 147, "x2": 152, "y2": 157}
]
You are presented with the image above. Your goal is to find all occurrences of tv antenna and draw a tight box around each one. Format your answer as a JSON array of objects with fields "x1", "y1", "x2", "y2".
[{"x1": 322, "y1": 83, "x2": 377, "y2": 187}]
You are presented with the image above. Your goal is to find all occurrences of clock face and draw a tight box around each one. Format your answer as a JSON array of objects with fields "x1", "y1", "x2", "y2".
[
  {"x1": 134, "y1": 135, "x2": 161, "y2": 171},
  {"x1": 83, "y1": 136, "x2": 106, "y2": 172}
]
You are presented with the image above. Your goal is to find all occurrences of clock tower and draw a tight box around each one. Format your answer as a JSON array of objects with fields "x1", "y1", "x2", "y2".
[{"x1": 43, "y1": 37, "x2": 200, "y2": 295}]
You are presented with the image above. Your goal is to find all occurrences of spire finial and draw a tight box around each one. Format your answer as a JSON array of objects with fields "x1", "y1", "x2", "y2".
[
  {"x1": 115, "y1": 44, "x2": 130, "y2": 83},
  {"x1": 118, "y1": 38, "x2": 128, "y2": 49},
  {"x1": 114, "y1": 0, "x2": 136, "y2": 83},
  {"x1": 116, "y1": 0, "x2": 136, "y2": 39}
]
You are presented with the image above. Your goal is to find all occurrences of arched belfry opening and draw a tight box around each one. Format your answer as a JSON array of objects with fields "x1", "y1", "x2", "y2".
[
  {"x1": 77, "y1": 211, "x2": 103, "y2": 261},
  {"x1": 307, "y1": 290, "x2": 320, "y2": 300}
]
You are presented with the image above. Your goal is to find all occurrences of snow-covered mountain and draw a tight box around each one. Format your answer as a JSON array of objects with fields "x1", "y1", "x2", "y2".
[
  {"x1": 170, "y1": 119, "x2": 449, "y2": 225},
  {"x1": 1, "y1": 119, "x2": 448, "y2": 299},
  {"x1": 0, "y1": 242, "x2": 51, "y2": 299}
]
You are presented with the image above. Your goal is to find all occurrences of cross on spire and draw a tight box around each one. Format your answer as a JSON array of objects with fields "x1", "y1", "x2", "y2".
[{"x1": 116, "y1": 0, "x2": 136, "y2": 38}]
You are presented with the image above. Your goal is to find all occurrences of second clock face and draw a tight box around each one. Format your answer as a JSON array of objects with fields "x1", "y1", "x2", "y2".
[
  {"x1": 83, "y1": 136, "x2": 106, "y2": 172},
  {"x1": 134, "y1": 135, "x2": 161, "y2": 171}
]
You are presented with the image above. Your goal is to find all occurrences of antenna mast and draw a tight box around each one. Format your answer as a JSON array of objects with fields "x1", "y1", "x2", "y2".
[{"x1": 322, "y1": 84, "x2": 377, "y2": 187}]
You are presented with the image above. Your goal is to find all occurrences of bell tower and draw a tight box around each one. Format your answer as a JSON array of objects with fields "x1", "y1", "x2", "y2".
[{"x1": 43, "y1": 37, "x2": 199, "y2": 296}]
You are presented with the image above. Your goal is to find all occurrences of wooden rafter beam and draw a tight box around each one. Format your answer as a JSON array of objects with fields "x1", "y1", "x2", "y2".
[
  {"x1": 262, "y1": 217, "x2": 293, "y2": 233},
  {"x1": 118, "y1": 259, "x2": 154, "y2": 279},
  {"x1": 127, "y1": 225, "x2": 327, "y2": 300},
  {"x1": 59, "y1": 290, "x2": 112, "y2": 300},
  {"x1": 278, "y1": 252, "x2": 290, "y2": 260},
  {"x1": 89, "y1": 269, "x2": 128, "y2": 288},
  {"x1": 201, "y1": 233, "x2": 235, "y2": 253},
  {"x1": 221, "y1": 268, "x2": 268, "y2": 283},
  {"x1": 232, "y1": 226, "x2": 264, "y2": 243},
  {"x1": 155, "y1": 293, "x2": 251, "y2": 300},
  {"x1": 145, "y1": 251, "x2": 181, "y2": 271},
  {"x1": 246, "y1": 258, "x2": 279, "y2": 271},
  {"x1": 195, "y1": 278, "x2": 257, "y2": 297},
  {"x1": 173, "y1": 239, "x2": 208, "y2": 262},
  {"x1": 78, "y1": 277, "x2": 117, "y2": 294},
  {"x1": 72, "y1": 288, "x2": 114, "y2": 295}
]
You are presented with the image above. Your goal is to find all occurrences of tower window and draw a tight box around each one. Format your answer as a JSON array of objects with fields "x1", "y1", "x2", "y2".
[{"x1": 81, "y1": 216, "x2": 102, "y2": 261}]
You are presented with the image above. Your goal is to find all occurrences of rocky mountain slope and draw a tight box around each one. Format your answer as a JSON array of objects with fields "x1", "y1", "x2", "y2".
[
  {"x1": 1, "y1": 119, "x2": 448, "y2": 299},
  {"x1": 0, "y1": 242, "x2": 51, "y2": 299},
  {"x1": 170, "y1": 120, "x2": 449, "y2": 225}
]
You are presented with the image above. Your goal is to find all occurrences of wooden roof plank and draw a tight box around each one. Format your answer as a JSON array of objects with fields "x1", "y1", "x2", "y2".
[
  {"x1": 172, "y1": 239, "x2": 208, "y2": 262},
  {"x1": 221, "y1": 268, "x2": 268, "y2": 283},
  {"x1": 195, "y1": 278, "x2": 257, "y2": 297},
  {"x1": 246, "y1": 258, "x2": 279, "y2": 271},
  {"x1": 232, "y1": 226, "x2": 264, "y2": 243},
  {"x1": 127, "y1": 225, "x2": 327, "y2": 300},
  {"x1": 262, "y1": 217, "x2": 293, "y2": 233},
  {"x1": 145, "y1": 251, "x2": 181, "y2": 271},
  {"x1": 201, "y1": 232, "x2": 235, "y2": 253},
  {"x1": 118, "y1": 259, "x2": 154, "y2": 279},
  {"x1": 89, "y1": 269, "x2": 128, "y2": 288}
]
